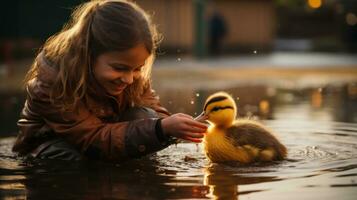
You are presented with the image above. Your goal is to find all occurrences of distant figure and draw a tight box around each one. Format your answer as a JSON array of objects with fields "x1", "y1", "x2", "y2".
[{"x1": 208, "y1": 12, "x2": 227, "y2": 56}]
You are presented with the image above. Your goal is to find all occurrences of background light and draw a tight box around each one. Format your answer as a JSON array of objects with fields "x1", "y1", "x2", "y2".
[
  {"x1": 346, "y1": 13, "x2": 357, "y2": 26},
  {"x1": 308, "y1": 0, "x2": 322, "y2": 9}
]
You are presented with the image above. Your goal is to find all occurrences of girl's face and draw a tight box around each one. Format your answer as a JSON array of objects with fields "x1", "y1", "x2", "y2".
[{"x1": 93, "y1": 44, "x2": 150, "y2": 97}]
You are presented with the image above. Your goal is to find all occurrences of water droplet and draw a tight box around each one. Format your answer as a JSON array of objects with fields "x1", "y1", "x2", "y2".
[
  {"x1": 196, "y1": 93, "x2": 200, "y2": 97},
  {"x1": 253, "y1": 50, "x2": 257, "y2": 54},
  {"x1": 190, "y1": 100, "x2": 195, "y2": 104}
]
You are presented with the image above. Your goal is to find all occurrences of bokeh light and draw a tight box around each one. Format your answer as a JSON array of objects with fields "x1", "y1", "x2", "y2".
[
  {"x1": 346, "y1": 12, "x2": 357, "y2": 26},
  {"x1": 308, "y1": 0, "x2": 322, "y2": 9}
]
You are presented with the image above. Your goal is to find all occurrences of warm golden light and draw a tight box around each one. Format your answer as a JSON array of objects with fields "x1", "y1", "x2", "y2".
[
  {"x1": 0, "y1": 182, "x2": 25, "y2": 193},
  {"x1": 346, "y1": 13, "x2": 357, "y2": 26},
  {"x1": 347, "y1": 84, "x2": 357, "y2": 98},
  {"x1": 311, "y1": 89, "x2": 323, "y2": 108},
  {"x1": 308, "y1": 0, "x2": 322, "y2": 9},
  {"x1": 259, "y1": 100, "x2": 270, "y2": 116},
  {"x1": 203, "y1": 167, "x2": 238, "y2": 200}
]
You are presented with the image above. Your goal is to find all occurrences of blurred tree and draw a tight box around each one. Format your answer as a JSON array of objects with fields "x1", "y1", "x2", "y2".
[{"x1": 194, "y1": 0, "x2": 207, "y2": 58}]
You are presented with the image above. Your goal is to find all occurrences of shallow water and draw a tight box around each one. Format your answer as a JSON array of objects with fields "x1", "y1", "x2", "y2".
[{"x1": 1, "y1": 83, "x2": 357, "y2": 199}]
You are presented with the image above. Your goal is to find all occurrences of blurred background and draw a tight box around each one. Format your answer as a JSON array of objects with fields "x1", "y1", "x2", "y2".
[
  {"x1": 1, "y1": 2, "x2": 357, "y2": 199},
  {"x1": 1, "y1": 0, "x2": 357, "y2": 58},
  {"x1": 0, "y1": 0, "x2": 357, "y2": 136}
]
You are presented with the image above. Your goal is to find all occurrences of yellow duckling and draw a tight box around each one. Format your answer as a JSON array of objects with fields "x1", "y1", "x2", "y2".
[{"x1": 196, "y1": 92, "x2": 287, "y2": 163}]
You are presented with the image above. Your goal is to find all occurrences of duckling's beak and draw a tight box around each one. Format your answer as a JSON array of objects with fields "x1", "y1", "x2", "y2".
[{"x1": 194, "y1": 111, "x2": 208, "y2": 122}]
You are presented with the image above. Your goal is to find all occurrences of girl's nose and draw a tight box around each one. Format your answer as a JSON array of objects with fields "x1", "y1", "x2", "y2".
[{"x1": 121, "y1": 71, "x2": 134, "y2": 85}]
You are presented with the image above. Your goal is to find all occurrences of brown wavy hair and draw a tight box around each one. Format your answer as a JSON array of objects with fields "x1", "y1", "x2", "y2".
[{"x1": 25, "y1": 0, "x2": 161, "y2": 111}]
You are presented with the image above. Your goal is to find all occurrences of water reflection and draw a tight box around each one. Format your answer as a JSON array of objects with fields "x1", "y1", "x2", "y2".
[
  {"x1": 1, "y1": 82, "x2": 357, "y2": 199},
  {"x1": 1, "y1": 157, "x2": 176, "y2": 199},
  {"x1": 338, "y1": 83, "x2": 357, "y2": 122},
  {"x1": 0, "y1": 93, "x2": 24, "y2": 136},
  {"x1": 203, "y1": 164, "x2": 278, "y2": 199},
  {"x1": 1, "y1": 123, "x2": 357, "y2": 200},
  {"x1": 311, "y1": 88, "x2": 323, "y2": 108}
]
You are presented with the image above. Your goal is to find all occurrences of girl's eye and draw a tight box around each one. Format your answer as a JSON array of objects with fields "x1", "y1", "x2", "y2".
[
  {"x1": 110, "y1": 65, "x2": 126, "y2": 71},
  {"x1": 114, "y1": 68, "x2": 125, "y2": 72},
  {"x1": 135, "y1": 67, "x2": 143, "y2": 72}
]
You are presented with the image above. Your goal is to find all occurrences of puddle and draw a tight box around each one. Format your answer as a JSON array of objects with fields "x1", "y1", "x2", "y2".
[{"x1": 1, "y1": 83, "x2": 357, "y2": 199}]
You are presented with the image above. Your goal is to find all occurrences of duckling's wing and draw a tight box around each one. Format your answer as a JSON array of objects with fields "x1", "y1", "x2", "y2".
[
  {"x1": 226, "y1": 125, "x2": 287, "y2": 161},
  {"x1": 226, "y1": 122, "x2": 285, "y2": 151}
]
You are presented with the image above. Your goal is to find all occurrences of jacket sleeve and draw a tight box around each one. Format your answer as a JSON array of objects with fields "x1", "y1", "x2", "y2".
[
  {"x1": 24, "y1": 80, "x2": 171, "y2": 161},
  {"x1": 140, "y1": 84, "x2": 171, "y2": 118}
]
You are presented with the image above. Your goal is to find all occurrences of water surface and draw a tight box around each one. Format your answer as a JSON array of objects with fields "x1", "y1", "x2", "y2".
[{"x1": 1, "y1": 83, "x2": 357, "y2": 200}]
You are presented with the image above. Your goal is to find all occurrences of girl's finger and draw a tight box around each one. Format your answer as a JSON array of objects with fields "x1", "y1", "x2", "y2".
[
  {"x1": 184, "y1": 119, "x2": 209, "y2": 129},
  {"x1": 185, "y1": 131, "x2": 205, "y2": 138},
  {"x1": 178, "y1": 113, "x2": 194, "y2": 119},
  {"x1": 182, "y1": 125, "x2": 207, "y2": 134},
  {"x1": 183, "y1": 136, "x2": 202, "y2": 143}
]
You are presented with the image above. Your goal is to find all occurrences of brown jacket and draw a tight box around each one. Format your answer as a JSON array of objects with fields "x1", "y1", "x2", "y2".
[{"x1": 12, "y1": 53, "x2": 171, "y2": 161}]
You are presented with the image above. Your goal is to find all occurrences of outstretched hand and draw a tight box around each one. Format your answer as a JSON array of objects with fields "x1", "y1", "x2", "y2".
[{"x1": 161, "y1": 113, "x2": 208, "y2": 143}]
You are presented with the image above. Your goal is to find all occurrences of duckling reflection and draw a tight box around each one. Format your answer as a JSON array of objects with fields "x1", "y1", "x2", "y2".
[
  {"x1": 196, "y1": 92, "x2": 287, "y2": 163},
  {"x1": 203, "y1": 164, "x2": 278, "y2": 199},
  {"x1": 204, "y1": 165, "x2": 238, "y2": 200}
]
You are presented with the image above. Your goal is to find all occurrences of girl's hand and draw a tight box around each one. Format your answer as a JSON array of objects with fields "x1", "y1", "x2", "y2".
[{"x1": 161, "y1": 113, "x2": 208, "y2": 143}]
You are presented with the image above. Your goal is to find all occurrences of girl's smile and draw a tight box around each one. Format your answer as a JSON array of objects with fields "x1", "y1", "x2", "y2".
[
  {"x1": 93, "y1": 44, "x2": 150, "y2": 97},
  {"x1": 111, "y1": 80, "x2": 127, "y2": 92}
]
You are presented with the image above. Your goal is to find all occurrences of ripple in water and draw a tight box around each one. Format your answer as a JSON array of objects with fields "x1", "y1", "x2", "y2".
[{"x1": 1, "y1": 120, "x2": 357, "y2": 199}]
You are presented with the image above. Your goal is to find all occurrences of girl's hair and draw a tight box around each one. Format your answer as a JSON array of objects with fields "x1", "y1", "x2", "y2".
[{"x1": 25, "y1": 0, "x2": 160, "y2": 111}]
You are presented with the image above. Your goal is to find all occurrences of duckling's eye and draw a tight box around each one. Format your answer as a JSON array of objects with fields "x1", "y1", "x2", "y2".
[{"x1": 211, "y1": 107, "x2": 221, "y2": 112}]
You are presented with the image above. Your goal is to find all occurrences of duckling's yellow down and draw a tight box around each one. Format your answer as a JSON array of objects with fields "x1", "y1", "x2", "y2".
[
  {"x1": 204, "y1": 125, "x2": 254, "y2": 163},
  {"x1": 200, "y1": 92, "x2": 287, "y2": 163}
]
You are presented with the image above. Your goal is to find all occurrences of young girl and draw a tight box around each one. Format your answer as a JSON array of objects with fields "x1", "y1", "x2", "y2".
[{"x1": 12, "y1": 0, "x2": 207, "y2": 161}]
